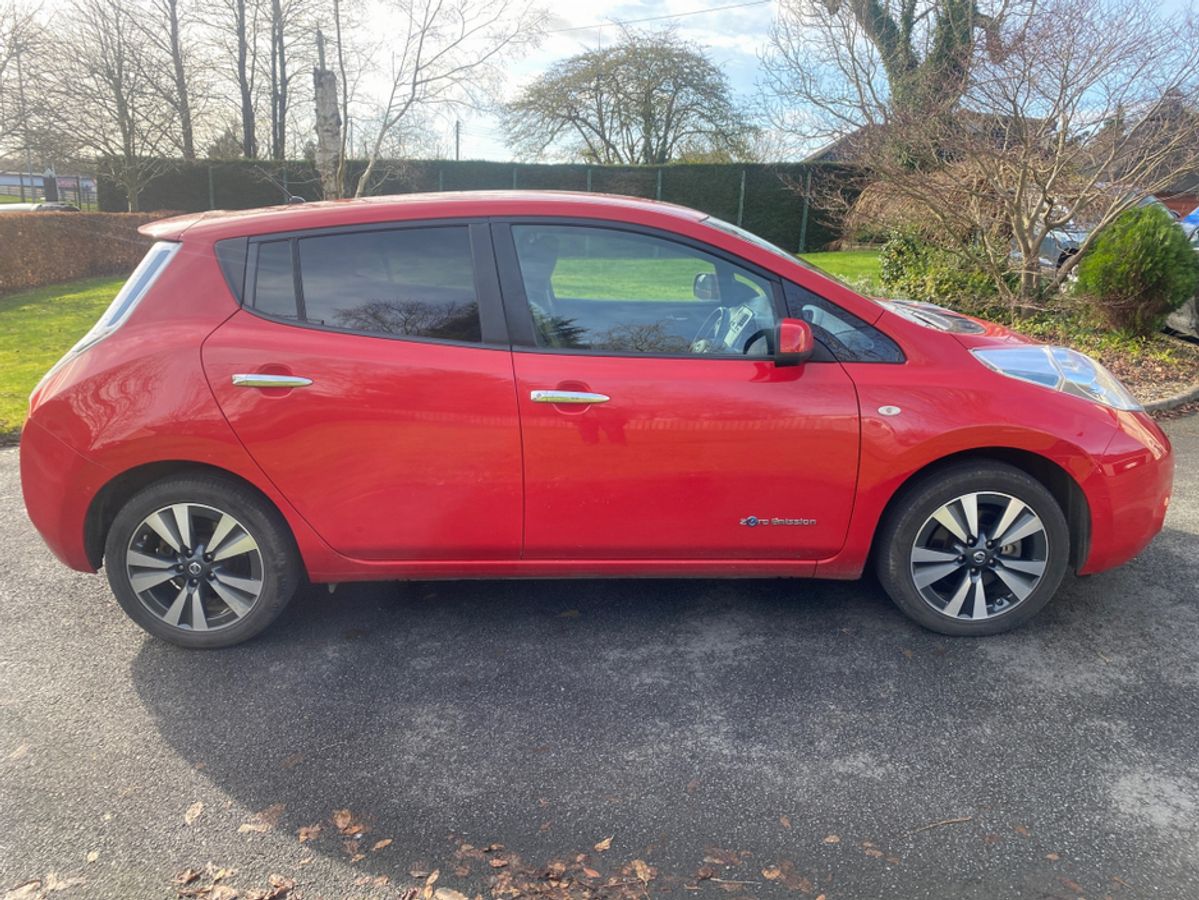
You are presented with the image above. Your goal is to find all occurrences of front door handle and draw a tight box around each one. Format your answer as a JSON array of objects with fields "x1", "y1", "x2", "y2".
[
  {"x1": 530, "y1": 389, "x2": 610, "y2": 404},
  {"x1": 232, "y1": 373, "x2": 313, "y2": 389}
]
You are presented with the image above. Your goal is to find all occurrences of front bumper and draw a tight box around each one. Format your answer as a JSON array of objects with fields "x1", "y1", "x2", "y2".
[
  {"x1": 19, "y1": 419, "x2": 110, "y2": 572},
  {"x1": 1078, "y1": 410, "x2": 1173, "y2": 575}
]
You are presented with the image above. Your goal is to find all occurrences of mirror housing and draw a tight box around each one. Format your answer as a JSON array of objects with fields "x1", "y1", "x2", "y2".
[
  {"x1": 693, "y1": 272, "x2": 718, "y2": 301},
  {"x1": 774, "y1": 318, "x2": 814, "y2": 367}
]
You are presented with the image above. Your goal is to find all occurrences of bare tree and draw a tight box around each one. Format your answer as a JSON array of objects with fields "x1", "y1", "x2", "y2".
[
  {"x1": 765, "y1": 0, "x2": 1199, "y2": 306},
  {"x1": 351, "y1": 0, "x2": 546, "y2": 197},
  {"x1": 505, "y1": 28, "x2": 755, "y2": 165},
  {"x1": 0, "y1": 0, "x2": 42, "y2": 156},
  {"x1": 133, "y1": 0, "x2": 203, "y2": 159},
  {"x1": 57, "y1": 0, "x2": 176, "y2": 209}
]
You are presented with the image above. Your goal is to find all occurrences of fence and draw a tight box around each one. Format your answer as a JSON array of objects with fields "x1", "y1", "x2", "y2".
[
  {"x1": 0, "y1": 171, "x2": 98, "y2": 209},
  {"x1": 97, "y1": 159, "x2": 854, "y2": 252}
]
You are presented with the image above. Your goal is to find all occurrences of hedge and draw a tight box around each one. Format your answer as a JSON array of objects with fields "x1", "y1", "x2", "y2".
[
  {"x1": 98, "y1": 159, "x2": 856, "y2": 252},
  {"x1": 0, "y1": 212, "x2": 165, "y2": 295}
]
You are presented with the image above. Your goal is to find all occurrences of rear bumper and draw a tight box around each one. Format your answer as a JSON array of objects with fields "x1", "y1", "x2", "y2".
[
  {"x1": 19, "y1": 419, "x2": 109, "y2": 572},
  {"x1": 1078, "y1": 410, "x2": 1173, "y2": 575}
]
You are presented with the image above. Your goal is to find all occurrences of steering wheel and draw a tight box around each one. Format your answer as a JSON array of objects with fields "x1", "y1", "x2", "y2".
[
  {"x1": 741, "y1": 327, "x2": 774, "y2": 356},
  {"x1": 690, "y1": 306, "x2": 731, "y2": 354}
]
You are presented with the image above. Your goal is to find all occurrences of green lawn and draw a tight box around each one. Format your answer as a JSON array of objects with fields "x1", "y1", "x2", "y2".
[
  {"x1": 0, "y1": 276, "x2": 122, "y2": 439},
  {"x1": 799, "y1": 249, "x2": 884, "y2": 293}
]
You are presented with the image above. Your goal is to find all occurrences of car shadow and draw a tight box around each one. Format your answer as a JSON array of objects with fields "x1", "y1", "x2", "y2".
[{"x1": 127, "y1": 529, "x2": 1198, "y2": 888}]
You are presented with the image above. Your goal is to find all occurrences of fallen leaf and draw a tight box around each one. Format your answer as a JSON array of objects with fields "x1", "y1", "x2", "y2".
[
  {"x1": 209, "y1": 886, "x2": 239, "y2": 900},
  {"x1": 372, "y1": 838, "x2": 393, "y2": 852},
  {"x1": 983, "y1": 834, "x2": 1001, "y2": 846},
  {"x1": 280, "y1": 753, "x2": 305, "y2": 770},
  {"x1": 1013, "y1": 824, "x2": 1030, "y2": 836},
  {"x1": 86, "y1": 850, "x2": 99, "y2": 863},
  {"x1": 483, "y1": 843, "x2": 504, "y2": 852},
  {"x1": 3, "y1": 882, "x2": 40, "y2": 900},
  {"x1": 538, "y1": 820, "x2": 552, "y2": 833},
  {"x1": 489, "y1": 858, "x2": 508, "y2": 868},
  {"x1": 174, "y1": 868, "x2": 201, "y2": 885},
  {"x1": 43, "y1": 873, "x2": 88, "y2": 892},
  {"x1": 434, "y1": 890, "x2": 468, "y2": 900},
  {"x1": 185, "y1": 802, "x2": 204, "y2": 826},
  {"x1": 686, "y1": 779, "x2": 701, "y2": 795},
  {"x1": 206, "y1": 864, "x2": 236, "y2": 883},
  {"x1": 238, "y1": 803, "x2": 285, "y2": 834},
  {"x1": 410, "y1": 866, "x2": 432, "y2": 878},
  {"x1": 1061, "y1": 877, "x2": 1085, "y2": 894},
  {"x1": 1046, "y1": 852, "x2": 1061, "y2": 861},
  {"x1": 453, "y1": 865, "x2": 470, "y2": 878},
  {"x1": 822, "y1": 835, "x2": 840, "y2": 844},
  {"x1": 8, "y1": 743, "x2": 29, "y2": 761},
  {"x1": 864, "y1": 848, "x2": 883, "y2": 858},
  {"x1": 594, "y1": 836, "x2": 613, "y2": 852},
  {"x1": 632, "y1": 860, "x2": 654, "y2": 884},
  {"x1": 297, "y1": 824, "x2": 321, "y2": 843},
  {"x1": 696, "y1": 867, "x2": 716, "y2": 881},
  {"x1": 779, "y1": 816, "x2": 792, "y2": 829},
  {"x1": 761, "y1": 866, "x2": 782, "y2": 881},
  {"x1": 421, "y1": 869, "x2": 441, "y2": 900},
  {"x1": 582, "y1": 867, "x2": 600, "y2": 879}
]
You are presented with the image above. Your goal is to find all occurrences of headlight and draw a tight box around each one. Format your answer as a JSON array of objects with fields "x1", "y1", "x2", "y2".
[{"x1": 972, "y1": 346, "x2": 1141, "y2": 410}]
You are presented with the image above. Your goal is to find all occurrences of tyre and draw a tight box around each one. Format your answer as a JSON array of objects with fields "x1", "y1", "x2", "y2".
[
  {"x1": 104, "y1": 474, "x2": 301, "y2": 648},
  {"x1": 875, "y1": 461, "x2": 1070, "y2": 636}
]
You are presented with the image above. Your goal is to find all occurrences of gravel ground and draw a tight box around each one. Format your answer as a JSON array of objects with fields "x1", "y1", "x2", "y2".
[{"x1": 1, "y1": 415, "x2": 1197, "y2": 900}]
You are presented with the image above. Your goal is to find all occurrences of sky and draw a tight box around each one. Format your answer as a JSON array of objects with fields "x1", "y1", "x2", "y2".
[{"x1": 448, "y1": 0, "x2": 778, "y2": 161}]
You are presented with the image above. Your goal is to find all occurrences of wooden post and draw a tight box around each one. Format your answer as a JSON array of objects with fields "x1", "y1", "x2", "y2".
[{"x1": 736, "y1": 169, "x2": 746, "y2": 227}]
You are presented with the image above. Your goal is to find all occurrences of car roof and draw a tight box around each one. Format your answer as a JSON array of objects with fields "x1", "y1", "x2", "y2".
[{"x1": 140, "y1": 191, "x2": 708, "y2": 242}]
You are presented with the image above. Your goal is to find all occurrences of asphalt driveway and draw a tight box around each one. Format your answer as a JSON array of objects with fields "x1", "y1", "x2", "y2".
[{"x1": 2, "y1": 415, "x2": 1197, "y2": 900}]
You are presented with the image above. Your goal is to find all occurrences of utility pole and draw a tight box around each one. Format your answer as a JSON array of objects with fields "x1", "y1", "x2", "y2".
[{"x1": 455, "y1": 120, "x2": 460, "y2": 161}]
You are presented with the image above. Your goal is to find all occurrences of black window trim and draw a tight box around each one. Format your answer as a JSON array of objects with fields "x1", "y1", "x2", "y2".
[
  {"x1": 783, "y1": 280, "x2": 907, "y2": 365},
  {"x1": 241, "y1": 217, "x2": 509, "y2": 349},
  {"x1": 489, "y1": 216, "x2": 838, "y2": 363}
]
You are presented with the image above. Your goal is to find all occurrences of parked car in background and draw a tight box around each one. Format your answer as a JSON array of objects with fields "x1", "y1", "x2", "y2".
[
  {"x1": 20, "y1": 192, "x2": 1173, "y2": 648},
  {"x1": 0, "y1": 201, "x2": 80, "y2": 212},
  {"x1": 1165, "y1": 205, "x2": 1199, "y2": 338}
]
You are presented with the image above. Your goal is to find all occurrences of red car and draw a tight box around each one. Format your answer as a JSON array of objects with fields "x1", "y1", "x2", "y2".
[{"x1": 20, "y1": 192, "x2": 1173, "y2": 648}]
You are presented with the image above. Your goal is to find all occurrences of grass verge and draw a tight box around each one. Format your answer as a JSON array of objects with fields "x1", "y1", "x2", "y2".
[{"x1": 0, "y1": 276, "x2": 122, "y2": 440}]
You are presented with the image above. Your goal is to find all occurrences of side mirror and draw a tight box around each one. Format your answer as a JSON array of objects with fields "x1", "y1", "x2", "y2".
[
  {"x1": 774, "y1": 318, "x2": 814, "y2": 367},
  {"x1": 693, "y1": 272, "x2": 718, "y2": 300}
]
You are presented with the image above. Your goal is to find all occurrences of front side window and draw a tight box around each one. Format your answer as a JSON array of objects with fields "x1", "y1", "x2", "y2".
[
  {"x1": 785, "y1": 282, "x2": 905, "y2": 363},
  {"x1": 511, "y1": 224, "x2": 778, "y2": 356},
  {"x1": 251, "y1": 226, "x2": 482, "y2": 343}
]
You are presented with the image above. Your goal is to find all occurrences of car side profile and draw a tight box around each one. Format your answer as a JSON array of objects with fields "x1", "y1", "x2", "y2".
[{"x1": 20, "y1": 192, "x2": 1173, "y2": 648}]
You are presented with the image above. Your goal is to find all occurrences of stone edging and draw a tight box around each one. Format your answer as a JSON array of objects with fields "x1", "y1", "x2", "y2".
[{"x1": 1144, "y1": 381, "x2": 1199, "y2": 412}]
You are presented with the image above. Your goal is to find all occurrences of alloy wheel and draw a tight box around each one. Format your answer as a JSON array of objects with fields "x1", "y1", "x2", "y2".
[
  {"x1": 909, "y1": 491, "x2": 1050, "y2": 621},
  {"x1": 124, "y1": 503, "x2": 264, "y2": 632}
]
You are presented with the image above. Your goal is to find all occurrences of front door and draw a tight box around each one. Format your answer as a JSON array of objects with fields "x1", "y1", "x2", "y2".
[
  {"x1": 496, "y1": 222, "x2": 861, "y2": 560},
  {"x1": 203, "y1": 222, "x2": 523, "y2": 561}
]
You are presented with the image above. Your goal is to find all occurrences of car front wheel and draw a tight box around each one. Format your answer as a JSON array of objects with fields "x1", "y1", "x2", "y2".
[
  {"x1": 875, "y1": 462, "x2": 1070, "y2": 636},
  {"x1": 104, "y1": 474, "x2": 301, "y2": 648}
]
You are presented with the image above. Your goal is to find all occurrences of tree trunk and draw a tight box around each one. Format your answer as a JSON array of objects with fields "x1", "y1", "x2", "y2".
[
  {"x1": 166, "y1": 0, "x2": 194, "y2": 159},
  {"x1": 236, "y1": 0, "x2": 257, "y2": 157},
  {"x1": 313, "y1": 31, "x2": 342, "y2": 199}
]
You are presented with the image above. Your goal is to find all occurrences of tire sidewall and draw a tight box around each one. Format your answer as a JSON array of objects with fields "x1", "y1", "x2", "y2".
[
  {"x1": 876, "y1": 463, "x2": 1071, "y2": 636},
  {"x1": 104, "y1": 476, "x2": 300, "y2": 649}
]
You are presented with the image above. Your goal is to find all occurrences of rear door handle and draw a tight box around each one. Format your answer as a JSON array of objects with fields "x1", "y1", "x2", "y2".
[
  {"x1": 530, "y1": 389, "x2": 610, "y2": 404},
  {"x1": 232, "y1": 373, "x2": 313, "y2": 388}
]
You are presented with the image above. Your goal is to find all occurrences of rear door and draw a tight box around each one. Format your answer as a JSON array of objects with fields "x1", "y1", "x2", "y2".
[
  {"x1": 203, "y1": 221, "x2": 523, "y2": 561},
  {"x1": 495, "y1": 220, "x2": 861, "y2": 561}
]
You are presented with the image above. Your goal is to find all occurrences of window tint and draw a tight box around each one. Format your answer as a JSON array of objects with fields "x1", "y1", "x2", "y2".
[
  {"x1": 297, "y1": 227, "x2": 480, "y2": 342},
  {"x1": 784, "y1": 283, "x2": 904, "y2": 363},
  {"x1": 511, "y1": 224, "x2": 778, "y2": 356},
  {"x1": 253, "y1": 241, "x2": 298, "y2": 319}
]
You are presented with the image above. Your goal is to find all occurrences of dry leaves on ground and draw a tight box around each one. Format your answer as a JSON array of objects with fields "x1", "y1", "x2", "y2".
[
  {"x1": 185, "y1": 802, "x2": 204, "y2": 826},
  {"x1": 238, "y1": 804, "x2": 285, "y2": 834},
  {"x1": 593, "y1": 837, "x2": 612, "y2": 853}
]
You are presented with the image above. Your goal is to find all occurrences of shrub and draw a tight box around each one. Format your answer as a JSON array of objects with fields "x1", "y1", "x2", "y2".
[
  {"x1": 0, "y1": 213, "x2": 164, "y2": 295},
  {"x1": 1075, "y1": 204, "x2": 1199, "y2": 336},
  {"x1": 878, "y1": 230, "x2": 996, "y2": 312}
]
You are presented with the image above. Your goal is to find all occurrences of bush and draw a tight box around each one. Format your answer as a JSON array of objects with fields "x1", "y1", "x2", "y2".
[
  {"x1": 0, "y1": 212, "x2": 163, "y2": 295},
  {"x1": 878, "y1": 230, "x2": 996, "y2": 312},
  {"x1": 1075, "y1": 204, "x2": 1199, "y2": 336}
]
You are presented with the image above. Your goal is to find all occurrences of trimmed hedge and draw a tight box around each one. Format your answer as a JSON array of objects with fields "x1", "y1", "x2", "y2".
[
  {"x1": 0, "y1": 212, "x2": 164, "y2": 294},
  {"x1": 99, "y1": 159, "x2": 855, "y2": 252}
]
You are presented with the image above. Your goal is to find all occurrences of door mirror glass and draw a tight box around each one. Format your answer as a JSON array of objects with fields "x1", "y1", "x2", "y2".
[
  {"x1": 775, "y1": 318, "x2": 814, "y2": 366},
  {"x1": 693, "y1": 272, "x2": 718, "y2": 300}
]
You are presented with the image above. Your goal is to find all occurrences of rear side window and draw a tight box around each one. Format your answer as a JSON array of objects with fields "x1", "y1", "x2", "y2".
[
  {"x1": 253, "y1": 241, "x2": 299, "y2": 319},
  {"x1": 250, "y1": 226, "x2": 482, "y2": 343}
]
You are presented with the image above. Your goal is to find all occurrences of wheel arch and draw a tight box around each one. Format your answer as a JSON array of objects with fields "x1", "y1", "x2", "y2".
[
  {"x1": 84, "y1": 460, "x2": 303, "y2": 572},
  {"x1": 869, "y1": 447, "x2": 1091, "y2": 571}
]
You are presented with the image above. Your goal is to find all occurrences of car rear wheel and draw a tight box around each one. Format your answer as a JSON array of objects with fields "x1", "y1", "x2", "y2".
[
  {"x1": 875, "y1": 462, "x2": 1070, "y2": 636},
  {"x1": 104, "y1": 475, "x2": 301, "y2": 648}
]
